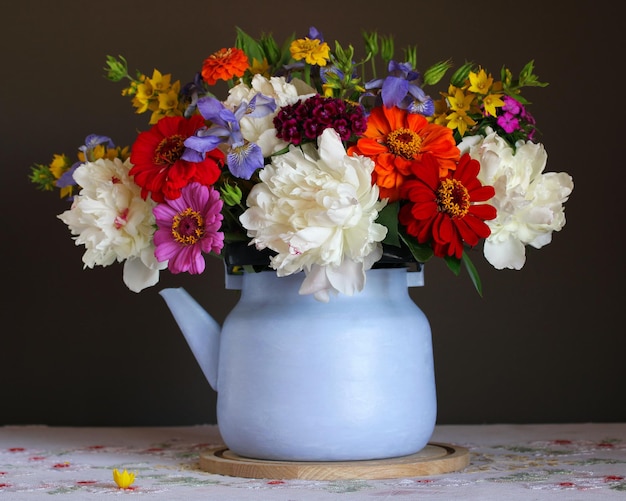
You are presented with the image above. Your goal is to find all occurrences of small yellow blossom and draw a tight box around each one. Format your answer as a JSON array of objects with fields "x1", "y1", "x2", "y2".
[
  {"x1": 146, "y1": 69, "x2": 172, "y2": 93},
  {"x1": 445, "y1": 110, "x2": 477, "y2": 136},
  {"x1": 290, "y1": 38, "x2": 330, "y2": 66},
  {"x1": 467, "y1": 68, "x2": 493, "y2": 95},
  {"x1": 249, "y1": 57, "x2": 270, "y2": 77},
  {"x1": 113, "y1": 468, "x2": 136, "y2": 489},
  {"x1": 158, "y1": 88, "x2": 182, "y2": 113},
  {"x1": 482, "y1": 92, "x2": 505, "y2": 117},
  {"x1": 447, "y1": 87, "x2": 475, "y2": 113},
  {"x1": 48, "y1": 154, "x2": 71, "y2": 180}
]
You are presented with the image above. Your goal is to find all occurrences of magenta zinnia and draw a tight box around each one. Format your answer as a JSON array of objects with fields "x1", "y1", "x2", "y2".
[
  {"x1": 153, "y1": 182, "x2": 224, "y2": 274},
  {"x1": 398, "y1": 154, "x2": 497, "y2": 259}
]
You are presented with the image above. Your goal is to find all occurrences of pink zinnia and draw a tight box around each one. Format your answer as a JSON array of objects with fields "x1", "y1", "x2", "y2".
[{"x1": 153, "y1": 182, "x2": 224, "y2": 274}]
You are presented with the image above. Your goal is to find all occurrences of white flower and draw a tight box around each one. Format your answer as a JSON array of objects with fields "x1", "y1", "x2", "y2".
[
  {"x1": 459, "y1": 129, "x2": 574, "y2": 270},
  {"x1": 239, "y1": 128, "x2": 387, "y2": 302},
  {"x1": 224, "y1": 74, "x2": 315, "y2": 157},
  {"x1": 57, "y1": 158, "x2": 167, "y2": 291}
]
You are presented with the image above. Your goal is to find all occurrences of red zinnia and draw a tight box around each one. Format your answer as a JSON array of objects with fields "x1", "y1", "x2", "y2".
[
  {"x1": 201, "y1": 47, "x2": 249, "y2": 86},
  {"x1": 347, "y1": 106, "x2": 459, "y2": 202},
  {"x1": 129, "y1": 115, "x2": 224, "y2": 203},
  {"x1": 398, "y1": 153, "x2": 497, "y2": 259}
]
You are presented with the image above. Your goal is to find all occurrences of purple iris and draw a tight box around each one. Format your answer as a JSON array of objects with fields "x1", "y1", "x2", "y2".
[
  {"x1": 183, "y1": 93, "x2": 276, "y2": 180},
  {"x1": 308, "y1": 26, "x2": 324, "y2": 41},
  {"x1": 56, "y1": 134, "x2": 115, "y2": 189},
  {"x1": 364, "y1": 60, "x2": 434, "y2": 116},
  {"x1": 181, "y1": 72, "x2": 208, "y2": 118}
]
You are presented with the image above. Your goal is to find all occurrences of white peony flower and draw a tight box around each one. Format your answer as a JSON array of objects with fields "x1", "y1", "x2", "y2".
[
  {"x1": 58, "y1": 158, "x2": 167, "y2": 291},
  {"x1": 239, "y1": 128, "x2": 387, "y2": 302},
  {"x1": 224, "y1": 74, "x2": 315, "y2": 157},
  {"x1": 458, "y1": 129, "x2": 574, "y2": 270}
]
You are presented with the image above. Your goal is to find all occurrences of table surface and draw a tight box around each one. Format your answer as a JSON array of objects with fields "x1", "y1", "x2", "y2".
[{"x1": 1, "y1": 423, "x2": 625, "y2": 500}]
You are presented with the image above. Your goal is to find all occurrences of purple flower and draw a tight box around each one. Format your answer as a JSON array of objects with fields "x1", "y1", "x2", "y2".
[
  {"x1": 56, "y1": 134, "x2": 116, "y2": 189},
  {"x1": 497, "y1": 112, "x2": 520, "y2": 133},
  {"x1": 183, "y1": 94, "x2": 275, "y2": 180},
  {"x1": 502, "y1": 96, "x2": 522, "y2": 115},
  {"x1": 498, "y1": 96, "x2": 538, "y2": 139},
  {"x1": 364, "y1": 60, "x2": 434, "y2": 115},
  {"x1": 153, "y1": 182, "x2": 224, "y2": 275}
]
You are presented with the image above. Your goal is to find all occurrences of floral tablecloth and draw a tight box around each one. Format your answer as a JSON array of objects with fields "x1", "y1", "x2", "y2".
[{"x1": 1, "y1": 423, "x2": 624, "y2": 500}]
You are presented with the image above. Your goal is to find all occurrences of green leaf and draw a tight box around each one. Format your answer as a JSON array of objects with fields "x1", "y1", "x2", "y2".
[
  {"x1": 461, "y1": 251, "x2": 483, "y2": 296},
  {"x1": 444, "y1": 255, "x2": 461, "y2": 275},
  {"x1": 399, "y1": 232, "x2": 434, "y2": 263},
  {"x1": 277, "y1": 34, "x2": 296, "y2": 67},
  {"x1": 234, "y1": 27, "x2": 265, "y2": 65},
  {"x1": 259, "y1": 33, "x2": 280, "y2": 65},
  {"x1": 513, "y1": 60, "x2": 549, "y2": 89},
  {"x1": 378, "y1": 202, "x2": 400, "y2": 247}
]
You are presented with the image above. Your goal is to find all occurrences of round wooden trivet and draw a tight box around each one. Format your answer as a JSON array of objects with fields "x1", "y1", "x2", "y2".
[{"x1": 198, "y1": 442, "x2": 469, "y2": 480}]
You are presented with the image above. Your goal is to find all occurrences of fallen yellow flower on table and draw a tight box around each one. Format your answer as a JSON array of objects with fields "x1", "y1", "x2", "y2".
[{"x1": 113, "y1": 468, "x2": 136, "y2": 489}]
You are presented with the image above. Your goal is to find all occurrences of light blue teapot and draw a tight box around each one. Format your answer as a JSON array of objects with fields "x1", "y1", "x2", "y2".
[{"x1": 160, "y1": 266, "x2": 436, "y2": 461}]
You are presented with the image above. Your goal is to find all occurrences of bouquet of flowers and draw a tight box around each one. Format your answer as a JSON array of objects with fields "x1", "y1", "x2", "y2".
[{"x1": 29, "y1": 27, "x2": 573, "y2": 302}]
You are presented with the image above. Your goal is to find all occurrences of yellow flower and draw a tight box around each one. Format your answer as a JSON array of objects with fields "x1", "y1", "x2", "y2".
[
  {"x1": 113, "y1": 468, "x2": 136, "y2": 489},
  {"x1": 132, "y1": 85, "x2": 155, "y2": 114},
  {"x1": 290, "y1": 38, "x2": 330, "y2": 66},
  {"x1": 49, "y1": 154, "x2": 71, "y2": 180},
  {"x1": 105, "y1": 145, "x2": 131, "y2": 161},
  {"x1": 467, "y1": 68, "x2": 493, "y2": 95},
  {"x1": 145, "y1": 69, "x2": 172, "y2": 93},
  {"x1": 447, "y1": 87, "x2": 475, "y2": 113},
  {"x1": 445, "y1": 109, "x2": 476, "y2": 136},
  {"x1": 158, "y1": 87, "x2": 182, "y2": 113},
  {"x1": 481, "y1": 92, "x2": 505, "y2": 117},
  {"x1": 249, "y1": 57, "x2": 270, "y2": 77}
]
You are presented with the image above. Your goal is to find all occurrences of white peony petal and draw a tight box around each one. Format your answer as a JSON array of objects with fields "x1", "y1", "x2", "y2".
[
  {"x1": 483, "y1": 237, "x2": 526, "y2": 270},
  {"x1": 123, "y1": 256, "x2": 162, "y2": 293}
]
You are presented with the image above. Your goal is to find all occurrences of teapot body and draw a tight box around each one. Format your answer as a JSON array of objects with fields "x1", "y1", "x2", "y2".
[{"x1": 215, "y1": 267, "x2": 436, "y2": 461}]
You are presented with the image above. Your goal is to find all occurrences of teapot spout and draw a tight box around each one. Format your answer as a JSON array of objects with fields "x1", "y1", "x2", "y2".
[{"x1": 159, "y1": 288, "x2": 220, "y2": 391}]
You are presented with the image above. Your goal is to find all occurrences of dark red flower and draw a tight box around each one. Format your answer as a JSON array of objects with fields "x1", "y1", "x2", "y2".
[
  {"x1": 130, "y1": 115, "x2": 224, "y2": 203},
  {"x1": 398, "y1": 153, "x2": 496, "y2": 259}
]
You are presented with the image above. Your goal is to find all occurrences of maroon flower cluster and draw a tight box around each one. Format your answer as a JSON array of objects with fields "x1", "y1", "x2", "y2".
[{"x1": 273, "y1": 95, "x2": 367, "y2": 145}]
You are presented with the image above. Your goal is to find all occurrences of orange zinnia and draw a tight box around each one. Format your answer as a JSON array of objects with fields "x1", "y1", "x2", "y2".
[
  {"x1": 348, "y1": 106, "x2": 460, "y2": 202},
  {"x1": 201, "y1": 47, "x2": 249, "y2": 86}
]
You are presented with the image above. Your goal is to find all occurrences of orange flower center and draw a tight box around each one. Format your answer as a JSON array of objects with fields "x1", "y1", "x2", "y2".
[
  {"x1": 437, "y1": 178, "x2": 470, "y2": 218},
  {"x1": 210, "y1": 47, "x2": 236, "y2": 62},
  {"x1": 172, "y1": 208, "x2": 205, "y2": 245},
  {"x1": 154, "y1": 134, "x2": 186, "y2": 165},
  {"x1": 386, "y1": 128, "x2": 422, "y2": 159}
]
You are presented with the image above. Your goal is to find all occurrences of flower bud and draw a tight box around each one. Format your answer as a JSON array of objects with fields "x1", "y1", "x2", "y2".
[
  {"x1": 104, "y1": 55, "x2": 129, "y2": 82},
  {"x1": 221, "y1": 183, "x2": 243, "y2": 206},
  {"x1": 423, "y1": 60, "x2": 452, "y2": 86}
]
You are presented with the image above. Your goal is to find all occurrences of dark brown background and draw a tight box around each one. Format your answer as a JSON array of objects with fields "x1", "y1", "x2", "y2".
[{"x1": 2, "y1": 0, "x2": 624, "y2": 426}]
